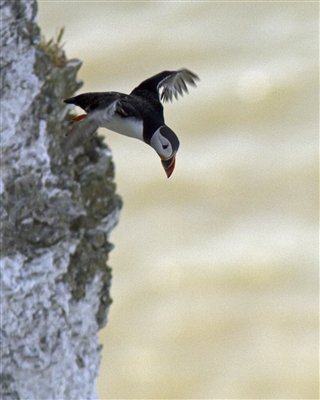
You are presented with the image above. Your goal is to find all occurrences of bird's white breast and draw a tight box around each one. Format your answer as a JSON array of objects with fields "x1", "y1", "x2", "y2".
[
  {"x1": 102, "y1": 115, "x2": 144, "y2": 141},
  {"x1": 92, "y1": 102, "x2": 143, "y2": 141}
]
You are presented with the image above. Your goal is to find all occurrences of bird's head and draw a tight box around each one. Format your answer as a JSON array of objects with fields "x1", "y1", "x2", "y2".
[{"x1": 150, "y1": 126, "x2": 180, "y2": 178}]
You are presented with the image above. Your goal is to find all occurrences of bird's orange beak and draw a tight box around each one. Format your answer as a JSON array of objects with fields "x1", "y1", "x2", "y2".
[{"x1": 161, "y1": 155, "x2": 176, "y2": 178}]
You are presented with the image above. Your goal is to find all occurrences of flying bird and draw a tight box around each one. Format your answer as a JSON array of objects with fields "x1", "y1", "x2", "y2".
[{"x1": 64, "y1": 68, "x2": 199, "y2": 178}]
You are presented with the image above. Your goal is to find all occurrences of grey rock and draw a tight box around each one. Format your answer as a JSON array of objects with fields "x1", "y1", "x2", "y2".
[{"x1": 0, "y1": 0, "x2": 122, "y2": 398}]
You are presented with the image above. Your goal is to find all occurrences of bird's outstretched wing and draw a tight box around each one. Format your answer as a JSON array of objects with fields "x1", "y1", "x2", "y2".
[{"x1": 158, "y1": 69, "x2": 199, "y2": 102}]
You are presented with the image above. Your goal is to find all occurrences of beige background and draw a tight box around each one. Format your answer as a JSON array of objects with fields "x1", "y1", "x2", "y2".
[{"x1": 38, "y1": 1, "x2": 318, "y2": 399}]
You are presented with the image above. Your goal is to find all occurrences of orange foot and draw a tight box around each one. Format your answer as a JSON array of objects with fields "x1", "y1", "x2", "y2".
[
  {"x1": 65, "y1": 114, "x2": 87, "y2": 137},
  {"x1": 70, "y1": 114, "x2": 87, "y2": 124}
]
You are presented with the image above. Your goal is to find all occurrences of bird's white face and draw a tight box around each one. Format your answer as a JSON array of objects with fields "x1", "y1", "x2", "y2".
[
  {"x1": 150, "y1": 128, "x2": 174, "y2": 160},
  {"x1": 150, "y1": 126, "x2": 179, "y2": 178}
]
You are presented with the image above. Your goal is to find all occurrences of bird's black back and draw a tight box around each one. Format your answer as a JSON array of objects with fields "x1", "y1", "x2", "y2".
[{"x1": 64, "y1": 92, "x2": 125, "y2": 113}]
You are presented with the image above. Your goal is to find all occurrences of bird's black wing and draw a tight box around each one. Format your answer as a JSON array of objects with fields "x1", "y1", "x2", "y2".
[
  {"x1": 130, "y1": 68, "x2": 199, "y2": 103},
  {"x1": 64, "y1": 91, "x2": 142, "y2": 119},
  {"x1": 64, "y1": 92, "x2": 125, "y2": 113}
]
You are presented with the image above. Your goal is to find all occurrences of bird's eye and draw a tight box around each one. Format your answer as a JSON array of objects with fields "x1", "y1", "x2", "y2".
[{"x1": 162, "y1": 144, "x2": 169, "y2": 150}]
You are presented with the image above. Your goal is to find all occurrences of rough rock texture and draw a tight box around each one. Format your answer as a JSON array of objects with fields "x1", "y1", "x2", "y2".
[{"x1": 0, "y1": 1, "x2": 121, "y2": 399}]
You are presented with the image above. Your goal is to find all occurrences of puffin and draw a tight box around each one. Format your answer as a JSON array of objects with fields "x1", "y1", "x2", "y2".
[{"x1": 64, "y1": 68, "x2": 199, "y2": 178}]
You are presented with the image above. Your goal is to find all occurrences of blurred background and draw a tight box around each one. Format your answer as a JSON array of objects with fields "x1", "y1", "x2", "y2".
[{"x1": 38, "y1": 1, "x2": 318, "y2": 399}]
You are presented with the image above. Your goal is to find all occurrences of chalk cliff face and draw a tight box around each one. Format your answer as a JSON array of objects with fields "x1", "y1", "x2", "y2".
[{"x1": 0, "y1": 1, "x2": 121, "y2": 398}]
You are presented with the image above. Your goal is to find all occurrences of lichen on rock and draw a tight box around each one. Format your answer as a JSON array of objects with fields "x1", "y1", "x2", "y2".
[{"x1": 0, "y1": 0, "x2": 121, "y2": 398}]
